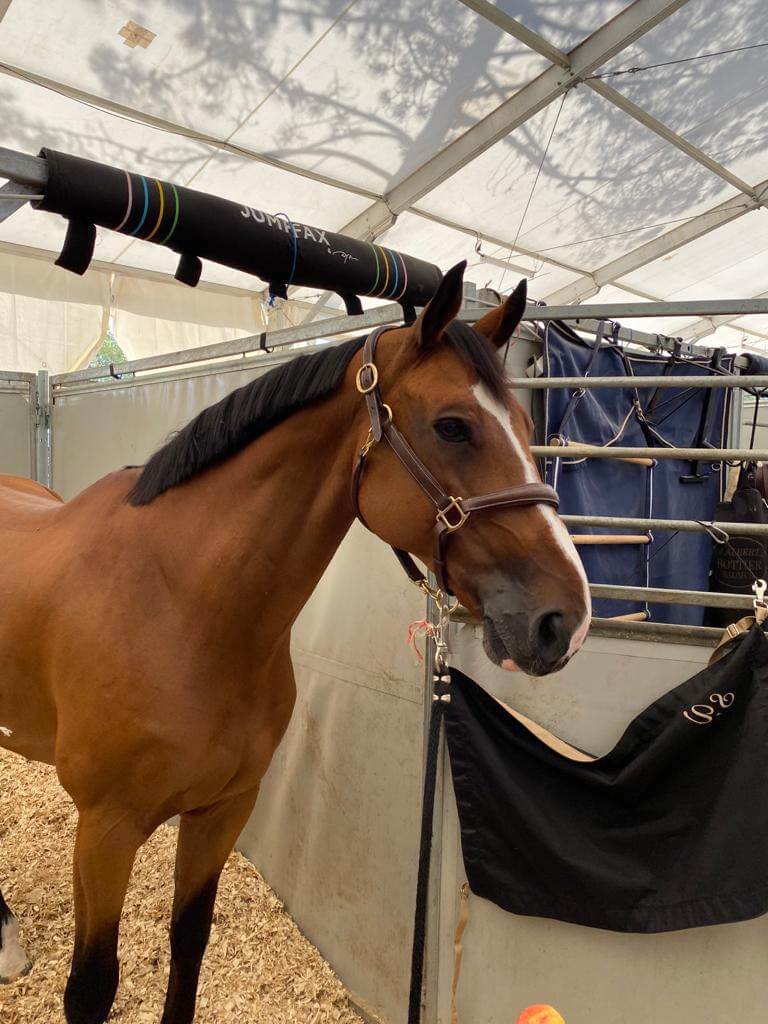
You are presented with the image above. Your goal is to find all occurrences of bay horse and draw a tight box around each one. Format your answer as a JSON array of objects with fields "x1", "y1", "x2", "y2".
[{"x1": 0, "y1": 261, "x2": 589, "y2": 1023}]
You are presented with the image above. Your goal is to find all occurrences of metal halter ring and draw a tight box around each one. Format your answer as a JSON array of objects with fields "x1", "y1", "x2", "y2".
[
  {"x1": 436, "y1": 496, "x2": 469, "y2": 532},
  {"x1": 355, "y1": 362, "x2": 379, "y2": 394}
]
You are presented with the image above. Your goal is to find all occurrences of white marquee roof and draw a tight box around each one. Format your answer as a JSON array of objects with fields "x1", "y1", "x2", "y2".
[{"x1": 0, "y1": 0, "x2": 766, "y2": 371}]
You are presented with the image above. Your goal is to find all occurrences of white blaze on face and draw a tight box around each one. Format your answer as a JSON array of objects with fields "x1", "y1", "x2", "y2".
[
  {"x1": 0, "y1": 914, "x2": 31, "y2": 982},
  {"x1": 472, "y1": 384, "x2": 591, "y2": 661}
]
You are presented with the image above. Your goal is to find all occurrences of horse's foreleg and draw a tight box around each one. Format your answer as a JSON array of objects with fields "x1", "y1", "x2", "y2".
[
  {"x1": 160, "y1": 786, "x2": 260, "y2": 1024},
  {"x1": 64, "y1": 811, "x2": 146, "y2": 1024},
  {"x1": 0, "y1": 887, "x2": 31, "y2": 983}
]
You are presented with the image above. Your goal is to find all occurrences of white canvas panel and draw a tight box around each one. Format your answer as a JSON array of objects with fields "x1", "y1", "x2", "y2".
[
  {"x1": 231, "y1": 0, "x2": 550, "y2": 193},
  {"x1": 378, "y1": 211, "x2": 584, "y2": 300},
  {"x1": 113, "y1": 275, "x2": 265, "y2": 331},
  {"x1": 417, "y1": 86, "x2": 735, "y2": 271},
  {"x1": 0, "y1": 288, "x2": 104, "y2": 372},
  {"x1": 489, "y1": 0, "x2": 628, "y2": 53},
  {"x1": 0, "y1": 0, "x2": 355, "y2": 140},
  {"x1": 113, "y1": 310, "x2": 252, "y2": 362},
  {"x1": 579, "y1": 282, "x2": 703, "y2": 338},
  {"x1": 598, "y1": 0, "x2": 767, "y2": 147},
  {"x1": 617, "y1": 209, "x2": 768, "y2": 299},
  {"x1": 184, "y1": 150, "x2": 372, "y2": 236}
]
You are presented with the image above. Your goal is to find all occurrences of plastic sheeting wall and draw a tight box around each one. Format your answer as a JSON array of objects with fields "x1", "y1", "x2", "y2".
[
  {"x1": 0, "y1": 382, "x2": 33, "y2": 477},
  {"x1": 51, "y1": 363, "x2": 427, "y2": 1023}
]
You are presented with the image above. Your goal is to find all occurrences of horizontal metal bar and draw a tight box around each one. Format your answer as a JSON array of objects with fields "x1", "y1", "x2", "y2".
[
  {"x1": 452, "y1": 607, "x2": 729, "y2": 645},
  {"x1": 0, "y1": 145, "x2": 47, "y2": 188},
  {"x1": 513, "y1": 375, "x2": 768, "y2": 389},
  {"x1": 0, "y1": 370, "x2": 35, "y2": 384},
  {"x1": 561, "y1": 514, "x2": 768, "y2": 536},
  {"x1": 590, "y1": 583, "x2": 752, "y2": 609},
  {"x1": 533, "y1": 299, "x2": 768, "y2": 320},
  {"x1": 48, "y1": 304, "x2": 728, "y2": 389},
  {"x1": 589, "y1": 618, "x2": 722, "y2": 646},
  {"x1": 532, "y1": 444, "x2": 768, "y2": 460},
  {"x1": 52, "y1": 304, "x2": 405, "y2": 386}
]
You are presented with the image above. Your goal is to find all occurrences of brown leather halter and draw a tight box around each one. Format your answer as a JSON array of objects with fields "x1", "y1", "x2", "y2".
[{"x1": 351, "y1": 325, "x2": 561, "y2": 598}]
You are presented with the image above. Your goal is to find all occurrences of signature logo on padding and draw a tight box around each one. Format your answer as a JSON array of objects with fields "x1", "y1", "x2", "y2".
[{"x1": 683, "y1": 692, "x2": 735, "y2": 725}]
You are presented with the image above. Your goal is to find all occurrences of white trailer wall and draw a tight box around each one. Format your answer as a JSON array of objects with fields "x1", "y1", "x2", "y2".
[{"x1": 50, "y1": 360, "x2": 426, "y2": 1023}]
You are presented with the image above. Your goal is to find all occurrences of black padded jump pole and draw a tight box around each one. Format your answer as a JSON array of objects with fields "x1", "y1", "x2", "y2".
[{"x1": 31, "y1": 149, "x2": 442, "y2": 321}]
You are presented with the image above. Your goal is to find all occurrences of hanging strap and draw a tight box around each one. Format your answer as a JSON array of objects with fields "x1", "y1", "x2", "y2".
[
  {"x1": 408, "y1": 669, "x2": 451, "y2": 1024},
  {"x1": 55, "y1": 219, "x2": 96, "y2": 275},
  {"x1": 450, "y1": 883, "x2": 470, "y2": 1024}
]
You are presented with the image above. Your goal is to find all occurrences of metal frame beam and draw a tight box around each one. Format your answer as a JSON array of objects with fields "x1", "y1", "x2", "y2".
[
  {"x1": 545, "y1": 179, "x2": 768, "y2": 305},
  {"x1": 458, "y1": 1, "x2": 757, "y2": 202},
  {"x1": 678, "y1": 290, "x2": 768, "y2": 341},
  {"x1": 562, "y1": 514, "x2": 768, "y2": 536},
  {"x1": 51, "y1": 296, "x2": 758, "y2": 388},
  {"x1": 341, "y1": 0, "x2": 691, "y2": 238}
]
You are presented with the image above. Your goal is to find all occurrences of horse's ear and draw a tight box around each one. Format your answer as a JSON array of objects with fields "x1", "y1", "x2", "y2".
[
  {"x1": 415, "y1": 260, "x2": 466, "y2": 349},
  {"x1": 473, "y1": 279, "x2": 528, "y2": 349}
]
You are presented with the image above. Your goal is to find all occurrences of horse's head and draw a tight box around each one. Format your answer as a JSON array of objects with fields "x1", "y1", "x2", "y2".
[{"x1": 354, "y1": 262, "x2": 590, "y2": 676}]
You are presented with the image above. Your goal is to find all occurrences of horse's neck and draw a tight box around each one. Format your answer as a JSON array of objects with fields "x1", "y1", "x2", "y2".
[{"x1": 159, "y1": 385, "x2": 361, "y2": 646}]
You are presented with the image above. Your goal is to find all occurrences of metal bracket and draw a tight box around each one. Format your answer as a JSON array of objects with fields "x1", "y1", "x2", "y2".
[{"x1": 32, "y1": 369, "x2": 52, "y2": 487}]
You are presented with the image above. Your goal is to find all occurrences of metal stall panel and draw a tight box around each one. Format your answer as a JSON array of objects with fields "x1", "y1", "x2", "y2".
[
  {"x1": 0, "y1": 380, "x2": 33, "y2": 478},
  {"x1": 52, "y1": 364, "x2": 426, "y2": 1023},
  {"x1": 51, "y1": 365, "x2": 273, "y2": 498},
  {"x1": 437, "y1": 630, "x2": 768, "y2": 1024}
]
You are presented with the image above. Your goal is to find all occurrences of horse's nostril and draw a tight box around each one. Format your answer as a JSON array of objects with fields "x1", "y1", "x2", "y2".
[{"x1": 535, "y1": 610, "x2": 570, "y2": 662}]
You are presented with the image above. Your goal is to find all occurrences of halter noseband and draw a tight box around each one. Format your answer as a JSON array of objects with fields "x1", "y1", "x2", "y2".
[{"x1": 350, "y1": 325, "x2": 560, "y2": 600}]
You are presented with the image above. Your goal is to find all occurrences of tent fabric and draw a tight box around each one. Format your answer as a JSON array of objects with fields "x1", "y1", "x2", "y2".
[
  {"x1": 539, "y1": 320, "x2": 734, "y2": 625},
  {"x1": 0, "y1": 0, "x2": 764, "y2": 369}
]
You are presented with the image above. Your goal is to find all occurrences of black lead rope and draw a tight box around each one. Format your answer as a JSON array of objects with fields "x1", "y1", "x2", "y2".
[{"x1": 407, "y1": 667, "x2": 451, "y2": 1024}]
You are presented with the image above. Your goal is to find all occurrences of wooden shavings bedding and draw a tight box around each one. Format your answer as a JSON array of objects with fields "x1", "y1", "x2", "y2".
[{"x1": 0, "y1": 748, "x2": 365, "y2": 1023}]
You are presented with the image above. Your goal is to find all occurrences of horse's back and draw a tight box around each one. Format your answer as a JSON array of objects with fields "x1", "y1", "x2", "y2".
[
  {"x1": 0, "y1": 474, "x2": 64, "y2": 523},
  {"x1": 0, "y1": 474, "x2": 63, "y2": 504}
]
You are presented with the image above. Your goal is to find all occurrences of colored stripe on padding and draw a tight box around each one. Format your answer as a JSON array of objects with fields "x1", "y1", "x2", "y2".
[
  {"x1": 369, "y1": 242, "x2": 381, "y2": 296},
  {"x1": 144, "y1": 180, "x2": 165, "y2": 241},
  {"x1": 129, "y1": 176, "x2": 150, "y2": 236},
  {"x1": 114, "y1": 171, "x2": 133, "y2": 231},
  {"x1": 159, "y1": 184, "x2": 180, "y2": 244}
]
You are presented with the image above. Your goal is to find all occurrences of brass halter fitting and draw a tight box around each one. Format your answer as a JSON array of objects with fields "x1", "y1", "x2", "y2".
[
  {"x1": 355, "y1": 362, "x2": 379, "y2": 394},
  {"x1": 436, "y1": 496, "x2": 469, "y2": 532},
  {"x1": 359, "y1": 405, "x2": 392, "y2": 459}
]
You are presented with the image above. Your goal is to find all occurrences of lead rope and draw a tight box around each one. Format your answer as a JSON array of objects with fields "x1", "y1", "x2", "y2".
[{"x1": 408, "y1": 600, "x2": 453, "y2": 1024}]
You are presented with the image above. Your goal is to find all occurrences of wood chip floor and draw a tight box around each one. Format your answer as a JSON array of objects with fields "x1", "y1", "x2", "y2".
[{"x1": 0, "y1": 748, "x2": 365, "y2": 1023}]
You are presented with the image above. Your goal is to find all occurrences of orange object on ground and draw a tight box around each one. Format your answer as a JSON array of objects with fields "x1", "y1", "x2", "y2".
[{"x1": 517, "y1": 1006, "x2": 566, "y2": 1024}]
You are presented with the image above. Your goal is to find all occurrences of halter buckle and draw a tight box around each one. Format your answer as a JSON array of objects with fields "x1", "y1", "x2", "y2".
[
  {"x1": 437, "y1": 496, "x2": 469, "y2": 532},
  {"x1": 360, "y1": 429, "x2": 376, "y2": 458},
  {"x1": 355, "y1": 362, "x2": 379, "y2": 394}
]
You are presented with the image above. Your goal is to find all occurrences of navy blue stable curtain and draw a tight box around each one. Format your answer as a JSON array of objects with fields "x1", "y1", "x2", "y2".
[{"x1": 539, "y1": 322, "x2": 734, "y2": 625}]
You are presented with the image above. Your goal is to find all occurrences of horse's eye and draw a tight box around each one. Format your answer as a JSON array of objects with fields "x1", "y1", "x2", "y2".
[{"x1": 434, "y1": 417, "x2": 471, "y2": 443}]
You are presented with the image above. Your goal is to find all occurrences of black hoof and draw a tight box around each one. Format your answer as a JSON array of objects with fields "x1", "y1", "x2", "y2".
[{"x1": 64, "y1": 962, "x2": 119, "y2": 1024}]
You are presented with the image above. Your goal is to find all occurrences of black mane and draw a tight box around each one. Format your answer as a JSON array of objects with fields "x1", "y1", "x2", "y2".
[{"x1": 128, "y1": 322, "x2": 505, "y2": 506}]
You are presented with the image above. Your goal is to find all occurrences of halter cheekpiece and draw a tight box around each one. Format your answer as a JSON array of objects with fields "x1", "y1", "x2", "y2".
[{"x1": 351, "y1": 325, "x2": 561, "y2": 601}]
